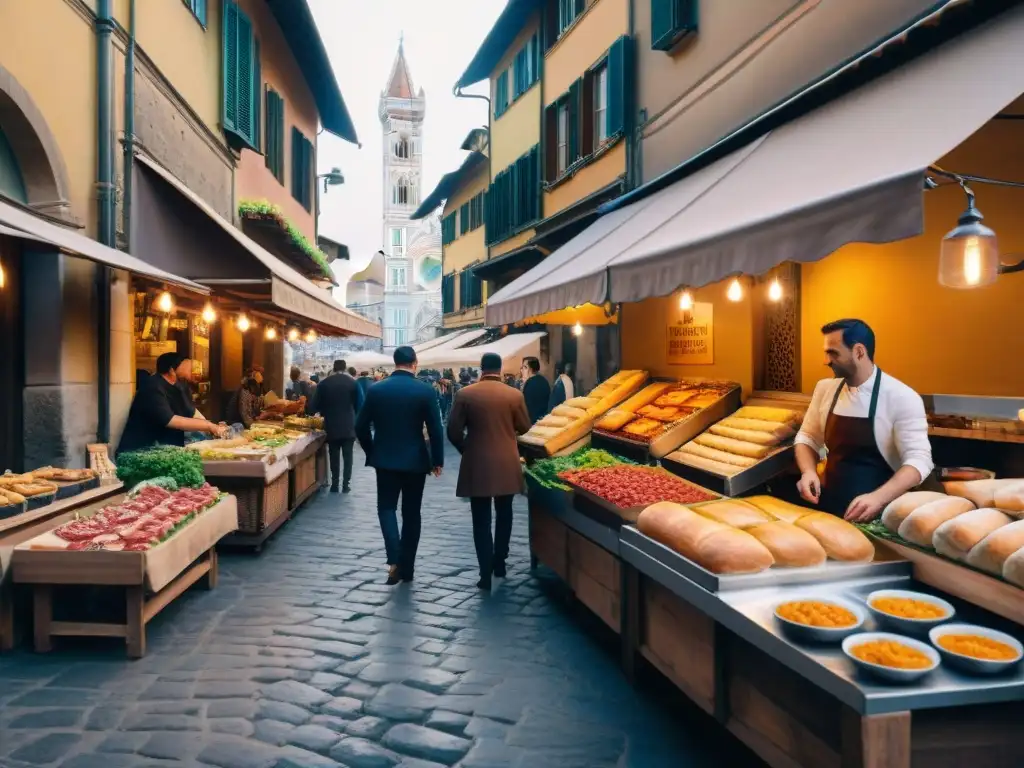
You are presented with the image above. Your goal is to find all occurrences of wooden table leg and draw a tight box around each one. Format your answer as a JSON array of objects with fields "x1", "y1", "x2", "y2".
[
  {"x1": 841, "y1": 709, "x2": 911, "y2": 768},
  {"x1": 621, "y1": 563, "x2": 640, "y2": 684},
  {"x1": 203, "y1": 547, "x2": 218, "y2": 590},
  {"x1": 0, "y1": 581, "x2": 14, "y2": 651},
  {"x1": 125, "y1": 586, "x2": 145, "y2": 659},
  {"x1": 32, "y1": 586, "x2": 53, "y2": 653}
]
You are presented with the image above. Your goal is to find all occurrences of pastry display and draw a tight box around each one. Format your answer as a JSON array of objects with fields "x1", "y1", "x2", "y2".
[{"x1": 518, "y1": 370, "x2": 648, "y2": 456}]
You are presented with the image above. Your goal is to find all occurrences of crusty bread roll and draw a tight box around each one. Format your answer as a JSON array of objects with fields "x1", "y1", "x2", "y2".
[
  {"x1": 537, "y1": 415, "x2": 572, "y2": 428},
  {"x1": 525, "y1": 425, "x2": 561, "y2": 439},
  {"x1": 1001, "y1": 546, "x2": 1024, "y2": 588},
  {"x1": 731, "y1": 406, "x2": 799, "y2": 424},
  {"x1": 993, "y1": 480, "x2": 1024, "y2": 516},
  {"x1": 551, "y1": 405, "x2": 588, "y2": 419},
  {"x1": 678, "y1": 441, "x2": 757, "y2": 468},
  {"x1": 795, "y1": 513, "x2": 874, "y2": 562},
  {"x1": 518, "y1": 434, "x2": 548, "y2": 446},
  {"x1": 596, "y1": 409, "x2": 635, "y2": 432},
  {"x1": 933, "y1": 508, "x2": 1013, "y2": 562},
  {"x1": 744, "y1": 495, "x2": 815, "y2": 524},
  {"x1": 880, "y1": 491, "x2": 949, "y2": 534},
  {"x1": 694, "y1": 433, "x2": 772, "y2": 460},
  {"x1": 745, "y1": 522, "x2": 827, "y2": 568},
  {"x1": 637, "y1": 501, "x2": 774, "y2": 574},
  {"x1": 719, "y1": 417, "x2": 796, "y2": 438},
  {"x1": 668, "y1": 451, "x2": 741, "y2": 477},
  {"x1": 618, "y1": 382, "x2": 675, "y2": 413},
  {"x1": 564, "y1": 397, "x2": 598, "y2": 409},
  {"x1": 543, "y1": 418, "x2": 593, "y2": 456},
  {"x1": 966, "y1": 519, "x2": 1024, "y2": 576},
  {"x1": 943, "y1": 479, "x2": 1005, "y2": 509},
  {"x1": 708, "y1": 424, "x2": 784, "y2": 446},
  {"x1": 898, "y1": 496, "x2": 975, "y2": 547},
  {"x1": 695, "y1": 499, "x2": 775, "y2": 529},
  {"x1": 585, "y1": 372, "x2": 648, "y2": 417}
]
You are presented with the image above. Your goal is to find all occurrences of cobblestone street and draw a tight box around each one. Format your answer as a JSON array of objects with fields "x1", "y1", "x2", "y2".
[{"x1": 0, "y1": 446, "x2": 757, "y2": 768}]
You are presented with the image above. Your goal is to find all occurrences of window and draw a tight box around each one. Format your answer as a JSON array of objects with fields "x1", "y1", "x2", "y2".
[
  {"x1": 494, "y1": 70, "x2": 509, "y2": 118},
  {"x1": 385, "y1": 328, "x2": 409, "y2": 347},
  {"x1": 593, "y1": 63, "x2": 608, "y2": 146},
  {"x1": 264, "y1": 88, "x2": 285, "y2": 183},
  {"x1": 222, "y1": 1, "x2": 261, "y2": 150},
  {"x1": 442, "y1": 273, "x2": 456, "y2": 314},
  {"x1": 388, "y1": 266, "x2": 407, "y2": 289},
  {"x1": 441, "y1": 213, "x2": 457, "y2": 246},
  {"x1": 390, "y1": 308, "x2": 409, "y2": 327},
  {"x1": 390, "y1": 227, "x2": 405, "y2": 257},
  {"x1": 513, "y1": 34, "x2": 540, "y2": 99},
  {"x1": 556, "y1": 103, "x2": 569, "y2": 175},
  {"x1": 468, "y1": 192, "x2": 484, "y2": 231},
  {"x1": 459, "y1": 202, "x2": 470, "y2": 236},
  {"x1": 459, "y1": 269, "x2": 483, "y2": 309},
  {"x1": 291, "y1": 127, "x2": 313, "y2": 211},
  {"x1": 559, "y1": 0, "x2": 584, "y2": 34},
  {"x1": 484, "y1": 145, "x2": 541, "y2": 246},
  {"x1": 394, "y1": 138, "x2": 410, "y2": 159},
  {"x1": 651, "y1": 0, "x2": 698, "y2": 52},
  {"x1": 184, "y1": 0, "x2": 207, "y2": 26},
  {"x1": 393, "y1": 177, "x2": 410, "y2": 205}
]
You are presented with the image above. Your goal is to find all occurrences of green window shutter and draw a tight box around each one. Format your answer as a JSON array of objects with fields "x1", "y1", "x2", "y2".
[
  {"x1": 222, "y1": 1, "x2": 238, "y2": 132},
  {"x1": 543, "y1": 103, "x2": 557, "y2": 182},
  {"x1": 252, "y1": 38, "x2": 261, "y2": 152},
  {"x1": 292, "y1": 127, "x2": 313, "y2": 208},
  {"x1": 189, "y1": 0, "x2": 207, "y2": 26},
  {"x1": 607, "y1": 35, "x2": 631, "y2": 139},
  {"x1": 651, "y1": 0, "x2": 698, "y2": 51},
  {"x1": 532, "y1": 33, "x2": 541, "y2": 87},
  {"x1": 264, "y1": 90, "x2": 285, "y2": 183},
  {"x1": 222, "y1": 1, "x2": 258, "y2": 149},
  {"x1": 568, "y1": 79, "x2": 581, "y2": 164},
  {"x1": 235, "y1": 11, "x2": 254, "y2": 142},
  {"x1": 459, "y1": 202, "x2": 470, "y2": 235}
]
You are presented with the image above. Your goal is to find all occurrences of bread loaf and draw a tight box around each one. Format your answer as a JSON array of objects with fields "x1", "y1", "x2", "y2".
[
  {"x1": 965, "y1": 519, "x2": 1024, "y2": 576},
  {"x1": 551, "y1": 405, "x2": 589, "y2": 419},
  {"x1": 744, "y1": 495, "x2": 815, "y2": 524},
  {"x1": 708, "y1": 424, "x2": 785, "y2": 446},
  {"x1": 1001, "y1": 546, "x2": 1024, "y2": 588},
  {"x1": 585, "y1": 372, "x2": 648, "y2": 416},
  {"x1": 537, "y1": 415, "x2": 571, "y2": 428},
  {"x1": 695, "y1": 499, "x2": 775, "y2": 529},
  {"x1": 636, "y1": 501, "x2": 774, "y2": 574},
  {"x1": 898, "y1": 497, "x2": 975, "y2": 547},
  {"x1": 719, "y1": 417, "x2": 796, "y2": 438},
  {"x1": 943, "y1": 479, "x2": 1003, "y2": 509},
  {"x1": 668, "y1": 451, "x2": 741, "y2": 477},
  {"x1": 543, "y1": 418, "x2": 593, "y2": 456},
  {"x1": 564, "y1": 397, "x2": 598, "y2": 410},
  {"x1": 993, "y1": 480, "x2": 1024, "y2": 516},
  {"x1": 617, "y1": 382, "x2": 675, "y2": 413},
  {"x1": 881, "y1": 491, "x2": 949, "y2": 534},
  {"x1": 731, "y1": 406, "x2": 799, "y2": 424},
  {"x1": 933, "y1": 508, "x2": 1013, "y2": 562},
  {"x1": 795, "y1": 513, "x2": 874, "y2": 562},
  {"x1": 694, "y1": 433, "x2": 772, "y2": 459},
  {"x1": 596, "y1": 409, "x2": 635, "y2": 431},
  {"x1": 745, "y1": 522, "x2": 827, "y2": 568},
  {"x1": 678, "y1": 441, "x2": 757, "y2": 468}
]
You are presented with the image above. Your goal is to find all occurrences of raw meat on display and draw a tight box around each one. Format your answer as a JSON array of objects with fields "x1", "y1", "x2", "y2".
[{"x1": 558, "y1": 465, "x2": 717, "y2": 509}]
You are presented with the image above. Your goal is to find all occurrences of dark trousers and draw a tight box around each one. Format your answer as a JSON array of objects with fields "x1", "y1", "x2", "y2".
[
  {"x1": 375, "y1": 468, "x2": 427, "y2": 576},
  {"x1": 328, "y1": 438, "x2": 354, "y2": 490},
  {"x1": 470, "y1": 495, "x2": 514, "y2": 579}
]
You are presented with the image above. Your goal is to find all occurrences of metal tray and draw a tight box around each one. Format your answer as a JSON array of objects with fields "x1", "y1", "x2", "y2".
[
  {"x1": 53, "y1": 475, "x2": 100, "y2": 501},
  {"x1": 662, "y1": 444, "x2": 796, "y2": 496},
  {"x1": 620, "y1": 525, "x2": 910, "y2": 593}
]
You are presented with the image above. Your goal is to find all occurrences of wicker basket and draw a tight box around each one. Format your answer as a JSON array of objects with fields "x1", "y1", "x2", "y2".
[
  {"x1": 289, "y1": 453, "x2": 318, "y2": 508},
  {"x1": 217, "y1": 473, "x2": 289, "y2": 534},
  {"x1": 315, "y1": 446, "x2": 328, "y2": 488}
]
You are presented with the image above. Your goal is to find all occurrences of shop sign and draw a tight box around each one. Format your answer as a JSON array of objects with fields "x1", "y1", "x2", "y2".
[{"x1": 667, "y1": 302, "x2": 713, "y2": 365}]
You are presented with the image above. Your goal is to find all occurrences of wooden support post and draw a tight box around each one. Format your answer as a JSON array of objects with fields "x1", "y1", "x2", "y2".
[
  {"x1": 621, "y1": 562, "x2": 640, "y2": 684},
  {"x1": 841, "y1": 709, "x2": 911, "y2": 768},
  {"x1": 0, "y1": 582, "x2": 14, "y2": 651},
  {"x1": 125, "y1": 586, "x2": 145, "y2": 659},
  {"x1": 203, "y1": 548, "x2": 218, "y2": 590},
  {"x1": 32, "y1": 585, "x2": 52, "y2": 652}
]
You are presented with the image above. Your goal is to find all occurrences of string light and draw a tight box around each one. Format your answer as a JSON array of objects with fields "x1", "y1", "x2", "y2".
[
  {"x1": 287, "y1": 327, "x2": 300, "y2": 342},
  {"x1": 768, "y1": 277, "x2": 783, "y2": 302},
  {"x1": 0, "y1": 260, "x2": 5, "y2": 290},
  {"x1": 264, "y1": 326, "x2": 278, "y2": 341},
  {"x1": 237, "y1": 314, "x2": 251, "y2": 332},
  {"x1": 571, "y1": 322, "x2": 583, "y2": 337},
  {"x1": 156, "y1": 291, "x2": 174, "y2": 313},
  {"x1": 726, "y1": 278, "x2": 743, "y2": 302},
  {"x1": 201, "y1": 303, "x2": 217, "y2": 324},
  {"x1": 678, "y1": 290, "x2": 693, "y2": 311}
]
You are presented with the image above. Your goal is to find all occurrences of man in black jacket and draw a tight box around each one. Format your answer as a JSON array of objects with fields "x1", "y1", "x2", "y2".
[
  {"x1": 520, "y1": 356, "x2": 550, "y2": 424},
  {"x1": 356, "y1": 346, "x2": 444, "y2": 584},
  {"x1": 310, "y1": 360, "x2": 364, "y2": 493}
]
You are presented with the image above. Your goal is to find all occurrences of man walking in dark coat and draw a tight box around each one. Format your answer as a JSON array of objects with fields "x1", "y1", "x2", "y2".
[
  {"x1": 447, "y1": 352, "x2": 531, "y2": 591},
  {"x1": 520, "y1": 356, "x2": 550, "y2": 424},
  {"x1": 356, "y1": 346, "x2": 444, "y2": 585},
  {"x1": 310, "y1": 360, "x2": 364, "y2": 494}
]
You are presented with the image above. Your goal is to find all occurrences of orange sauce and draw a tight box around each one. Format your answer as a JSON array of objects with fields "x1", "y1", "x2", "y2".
[
  {"x1": 937, "y1": 634, "x2": 1019, "y2": 661},
  {"x1": 777, "y1": 601, "x2": 857, "y2": 629},
  {"x1": 850, "y1": 640, "x2": 933, "y2": 669},
  {"x1": 870, "y1": 596, "x2": 948, "y2": 620}
]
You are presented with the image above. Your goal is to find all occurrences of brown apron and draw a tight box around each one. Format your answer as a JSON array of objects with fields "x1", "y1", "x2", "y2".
[{"x1": 820, "y1": 368, "x2": 893, "y2": 517}]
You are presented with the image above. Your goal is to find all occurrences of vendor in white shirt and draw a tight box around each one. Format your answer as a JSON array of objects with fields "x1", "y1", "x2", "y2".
[{"x1": 795, "y1": 319, "x2": 933, "y2": 522}]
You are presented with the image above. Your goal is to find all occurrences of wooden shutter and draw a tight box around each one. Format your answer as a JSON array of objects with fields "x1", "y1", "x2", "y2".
[
  {"x1": 650, "y1": 0, "x2": 674, "y2": 50},
  {"x1": 543, "y1": 104, "x2": 557, "y2": 182},
  {"x1": 581, "y1": 69, "x2": 595, "y2": 156},
  {"x1": 252, "y1": 38, "x2": 261, "y2": 151},
  {"x1": 235, "y1": 11, "x2": 254, "y2": 144},
  {"x1": 544, "y1": 0, "x2": 559, "y2": 50},
  {"x1": 459, "y1": 203, "x2": 470, "y2": 235},
  {"x1": 222, "y1": 1, "x2": 238, "y2": 132},
  {"x1": 568, "y1": 79, "x2": 581, "y2": 164},
  {"x1": 193, "y1": 0, "x2": 207, "y2": 26},
  {"x1": 607, "y1": 35, "x2": 631, "y2": 139}
]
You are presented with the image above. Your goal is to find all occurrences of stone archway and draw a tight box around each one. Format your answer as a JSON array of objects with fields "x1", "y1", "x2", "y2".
[{"x1": 0, "y1": 64, "x2": 73, "y2": 221}]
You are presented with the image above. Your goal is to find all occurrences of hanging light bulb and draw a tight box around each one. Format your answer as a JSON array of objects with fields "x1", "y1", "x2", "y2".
[
  {"x1": 236, "y1": 314, "x2": 251, "y2": 332},
  {"x1": 201, "y1": 302, "x2": 217, "y2": 324},
  {"x1": 264, "y1": 326, "x2": 278, "y2": 341},
  {"x1": 768, "y1": 277, "x2": 783, "y2": 302},
  {"x1": 726, "y1": 278, "x2": 743, "y2": 302},
  {"x1": 156, "y1": 291, "x2": 174, "y2": 313},
  {"x1": 678, "y1": 290, "x2": 694, "y2": 311},
  {"x1": 571, "y1": 322, "x2": 583, "y2": 337},
  {"x1": 287, "y1": 327, "x2": 300, "y2": 342},
  {"x1": 939, "y1": 183, "x2": 999, "y2": 289},
  {"x1": 305, "y1": 329, "x2": 318, "y2": 344}
]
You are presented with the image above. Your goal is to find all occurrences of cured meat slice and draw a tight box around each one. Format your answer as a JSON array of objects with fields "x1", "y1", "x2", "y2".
[
  {"x1": 91, "y1": 533, "x2": 121, "y2": 544},
  {"x1": 123, "y1": 541, "x2": 150, "y2": 551},
  {"x1": 102, "y1": 540, "x2": 126, "y2": 551}
]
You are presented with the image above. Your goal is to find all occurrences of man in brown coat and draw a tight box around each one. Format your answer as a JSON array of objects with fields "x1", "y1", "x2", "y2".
[{"x1": 447, "y1": 352, "x2": 531, "y2": 591}]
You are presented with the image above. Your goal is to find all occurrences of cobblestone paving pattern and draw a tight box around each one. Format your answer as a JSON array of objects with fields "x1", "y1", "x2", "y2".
[{"x1": 0, "y1": 446, "x2": 763, "y2": 768}]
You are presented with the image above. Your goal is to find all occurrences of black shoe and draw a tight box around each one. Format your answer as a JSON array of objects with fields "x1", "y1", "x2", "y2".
[
  {"x1": 329, "y1": 485, "x2": 339, "y2": 494},
  {"x1": 493, "y1": 561, "x2": 506, "y2": 578},
  {"x1": 342, "y1": 485, "x2": 351, "y2": 493},
  {"x1": 477, "y1": 578, "x2": 492, "y2": 591},
  {"x1": 401, "y1": 573, "x2": 414, "y2": 583},
  {"x1": 386, "y1": 566, "x2": 401, "y2": 586}
]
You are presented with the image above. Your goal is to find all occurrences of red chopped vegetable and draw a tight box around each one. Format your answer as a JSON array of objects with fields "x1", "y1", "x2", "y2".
[{"x1": 558, "y1": 465, "x2": 716, "y2": 509}]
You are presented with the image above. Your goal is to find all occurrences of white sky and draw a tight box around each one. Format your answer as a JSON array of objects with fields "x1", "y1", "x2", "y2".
[{"x1": 309, "y1": 0, "x2": 503, "y2": 293}]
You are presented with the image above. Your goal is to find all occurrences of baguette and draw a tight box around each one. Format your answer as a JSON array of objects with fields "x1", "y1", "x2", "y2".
[
  {"x1": 1001, "y1": 546, "x2": 1024, "y2": 588},
  {"x1": 731, "y1": 406, "x2": 799, "y2": 424},
  {"x1": 518, "y1": 434, "x2": 548, "y2": 447},
  {"x1": 795, "y1": 512, "x2": 874, "y2": 562},
  {"x1": 637, "y1": 501, "x2": 774, "y2": 574},
  {"x1": 898, "y1": 496, "x2": 975, "y2": 547},
  {"x1": 708, "y1": 424, "x2": 785, "y2": 446},
  {"x1": 668, "y1": 451, "x2": 741, "y2": 477},
  {"x1": 695, "y1": 499, "x2": 775, "y2": 529},
  {"x1": 596, "y1": 409, "x2": 635, "y2": 432},
  {"x1": 617, "y1": 382, "x2": 676, "y2": 413},
  {"x1": 543, "y1": 418, "x2": 593, "y2": 456},
  {"x1": 537, "y1": 415, "x2": 571, "y2": 428},
  {"x1": 678, "y1": 441, "x2": 757, "y2": 468},
  {"x1": 743, "y1": 495, "x2": 815, "y2": 524},
  {"x1": 0, "y1": 488, "x2": 26, "y2": 504},
  {"x1": 745, "y1": 522, "x2": 827, "y2": 568},
  {"x1": 880, "y1": 491, "x2": 949, "y2": 534},
  {"x1": 933, "y1": 508, "x2": 1013, "y2": 562},
  {"x1": 585, "y1": 372, "x2": 648, "y2": 417},
  {"x1": 551, "y1": 405, "x2": 589, "y2": 420},
  {"x1": 564, "y1": 397, "x2": 598, "y2": 410},
  {"x1": 694, "y1": 433, "x2": 772, "y2": 460},
  {"x1": 993, "y1": 480, "x2": 1024, "y2": 516},
  {"x1": 524, "y1": 425, "x2": 562, "y2": 439},
  {"x1": 966, "y1": 519, "x2": 1024, "y2": 576},
  {"x1": 943, "y1": 479, "x2": 1009, "y2": 509},
  {"x1": 719, "y1": 417, "x2": 796, "y2": 438}
]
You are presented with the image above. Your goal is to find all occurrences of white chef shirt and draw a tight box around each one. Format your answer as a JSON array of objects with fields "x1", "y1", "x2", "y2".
[{"x1": 795, "y1": 367, "x2": 933, "y2": 483}]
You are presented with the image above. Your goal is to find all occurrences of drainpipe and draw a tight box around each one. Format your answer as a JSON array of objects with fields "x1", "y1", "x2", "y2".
[
  {"x1": 452, "y1": 85, "x2": 490, "y2": 320},
  {"x1": 123, "y1": 0, "x2": 136, "y2": 247},
  {"x1": 96, "y1": 0, "x2": 115, "y2": 444}
]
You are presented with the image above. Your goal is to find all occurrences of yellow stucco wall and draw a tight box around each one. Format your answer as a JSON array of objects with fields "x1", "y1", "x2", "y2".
[
  {"x1": 490, "y1": 228, "x2": 535, "y2": 258},
  {"x1": 543, "y1": 0, "x2": 628, "y2": 105},
  {"x1": 444, "y1": 305, "x2": 486, "y2": 330},
  {"x1": 441, "y1": 164, "x2": 489, "y2": 275},
  {"x1": 544, "y1": 141, "x2": 625, "y2": 217},
  {"x1": 490, "y1": 16, "x2": 541, "y2": 179}
]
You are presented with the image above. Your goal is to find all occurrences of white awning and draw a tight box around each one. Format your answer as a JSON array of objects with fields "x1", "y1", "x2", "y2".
[
  {"x1": 0, "y1": 202, "x2": 208, "y2": 294},
  {"x1": 134, "y1": 154, "x2": 380, "y2": 338},
  {"x1": 414, "y1": 328, "x2": 490, "y2": 365},
  {"x1": 344, "y1": 350, "x2": 395, "y2": 369},
  {"x1": 418, "y1": 332, "x2": 546, "y2": 370},
  {"x1": 487, "y1": 6, "x2": 1024, "y2": 320},
  {"x1": 412, "y1": 329, "x2": 479, "y2": 354}
]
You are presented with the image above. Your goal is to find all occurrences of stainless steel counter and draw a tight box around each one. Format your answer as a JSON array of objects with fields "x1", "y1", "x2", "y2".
[{"x1": 621, "y1": 532, "x2": 1024, "y2": 715}]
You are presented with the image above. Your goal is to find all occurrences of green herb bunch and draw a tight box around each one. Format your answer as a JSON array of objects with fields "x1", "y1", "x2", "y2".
[
  {"x1": 116, "y1": 446, "x2": 205, "y2": 490},
  {"x1": 525, "y1": 447, "x2": 633, "y2": 491}
]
